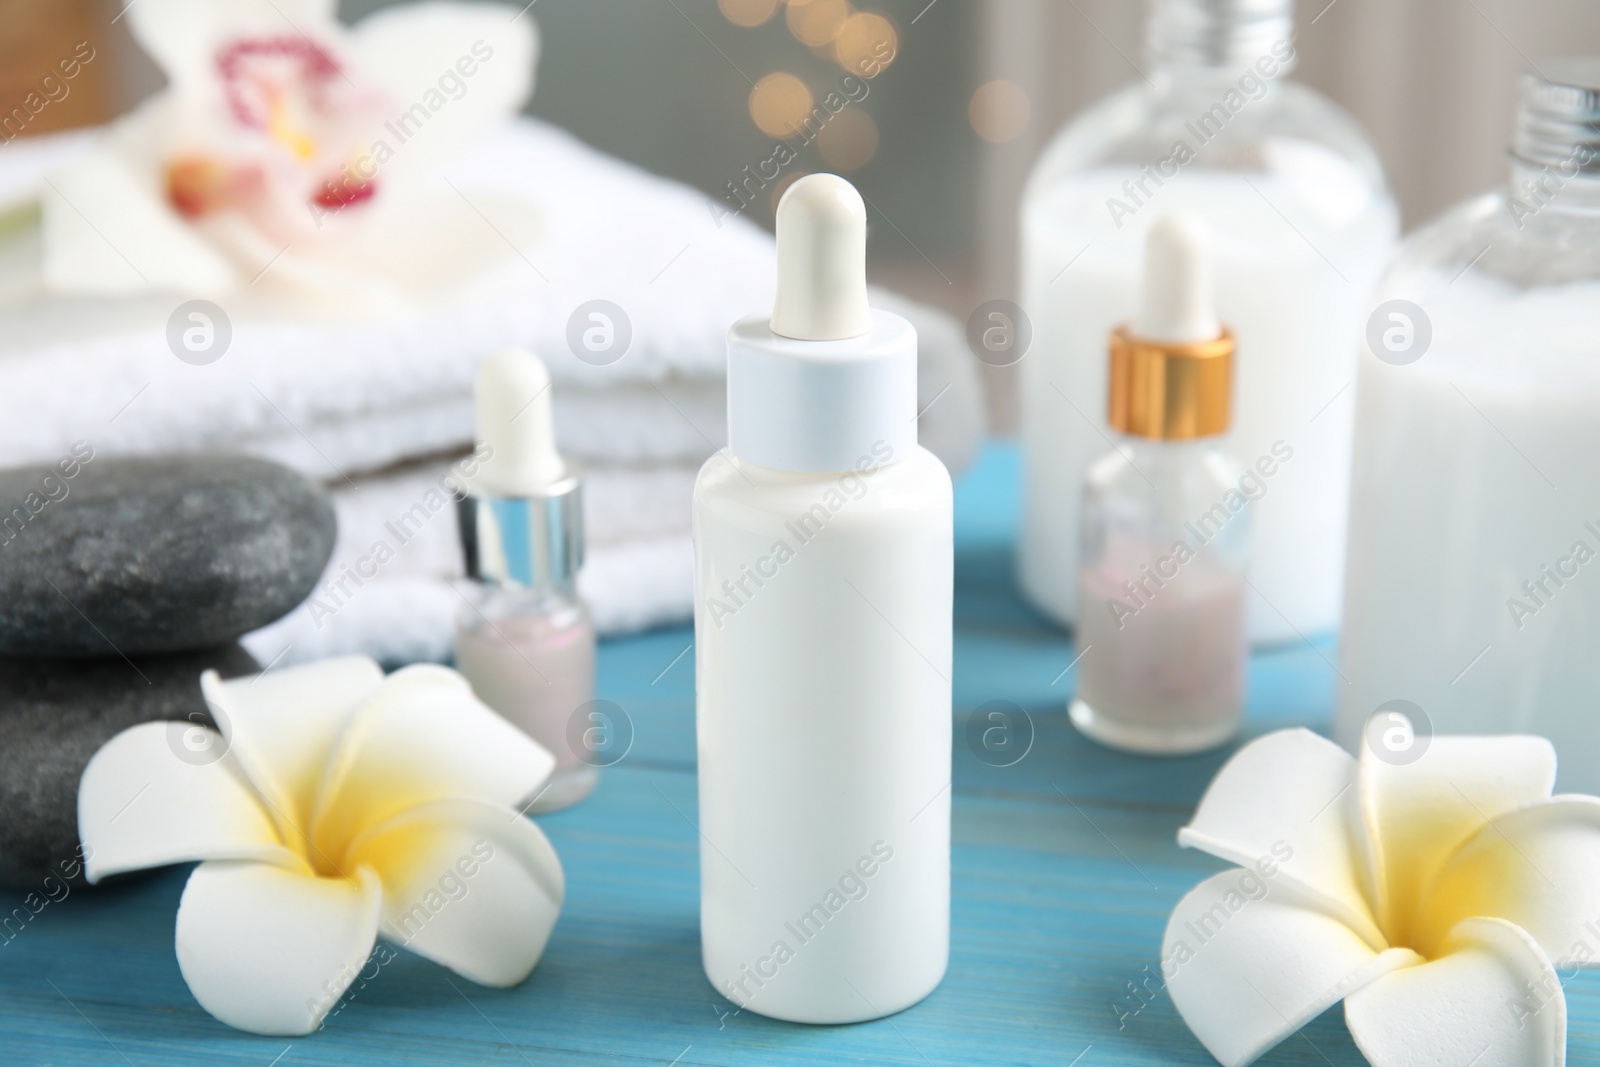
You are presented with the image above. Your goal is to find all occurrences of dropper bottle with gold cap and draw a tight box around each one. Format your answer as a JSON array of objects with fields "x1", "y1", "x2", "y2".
[{"x1": 1070, "y1": 211, "x2": 1250, "y2": 755}]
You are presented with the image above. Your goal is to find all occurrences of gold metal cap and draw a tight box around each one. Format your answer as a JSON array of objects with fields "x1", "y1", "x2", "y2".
[{"x1": 1107, "y1": 325, "x2": 1234, "y2": 440}]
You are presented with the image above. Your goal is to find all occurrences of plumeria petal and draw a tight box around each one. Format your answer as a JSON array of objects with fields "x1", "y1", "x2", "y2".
[
  {"x1": 42, "y1": 139, "x2": 239, "y2": 295},
  {"x1": 1345, "y1": 917, "x2": 1564, "y2": 1067},
  {"x1": 176, "y1": 861, "x2": 381, "y2": 1036},
  {"x1": 1179, "y1": 729, "x2": 1382, "y2": 947},
  {"x1": 78, "y1": 722, "x2": 297, "y2": 883},
  {"x1": 201, "y1": 656, "x2": 384, "y2": 836},
  {"x1": 309, "y1": 664, "x2": 556, "y2": 863},
  {"x1": 1163, "y1": 867, "x2": 1420, "y2": 1067},
  {"x1": 347, "y1": 798, "x2": 564, "y2": 986},
  {"x1": 1416, "y1": 795, "x2": 1600, "y2": 966},
  {"x1": 127, "y1": 0, "x2": 340, "y2": 88},
  {"x1": 1358, "y1": 734, "x2": 1555, "y2": 947},
  {"x1": 346, "y1": 2, "x2": 537, "y2": 182}
]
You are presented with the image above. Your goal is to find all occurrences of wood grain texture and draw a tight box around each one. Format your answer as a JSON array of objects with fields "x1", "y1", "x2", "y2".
[{"x1": 3, "y1": 442, "x2": 1596, "y2": 1065}]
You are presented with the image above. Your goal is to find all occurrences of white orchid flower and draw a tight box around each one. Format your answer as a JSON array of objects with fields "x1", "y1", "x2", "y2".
[
  {"x1": 43, "y1": 0, "x2": 538, "y2": 303},
  {"x1": 78, "y1": 657, "x2": 564, "y2": 1036},
  {"x1": 1163, "y1": 727, "x2": 1600, "y2": 1067}
]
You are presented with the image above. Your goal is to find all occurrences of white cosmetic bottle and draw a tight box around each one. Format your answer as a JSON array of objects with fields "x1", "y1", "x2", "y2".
[
  {"x1": 1335, "y1": 59, "x2": 1600, "y2": 787},
  {"x1": 694, "y1": 173, "x2": 952, "y2": 1024},
  {"x1": 1017, "y1": 0, "x2": 1397, "y2": 643}
]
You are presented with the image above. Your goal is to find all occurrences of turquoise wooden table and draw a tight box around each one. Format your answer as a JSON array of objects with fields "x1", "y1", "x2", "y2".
[{"x1": 6, "y1": 441, "x2": 1599, "y2": 1065}]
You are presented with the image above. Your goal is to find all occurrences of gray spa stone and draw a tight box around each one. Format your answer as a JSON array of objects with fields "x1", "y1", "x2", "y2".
[
  {"x1": 0, "y1": 643, "x2": 259, "y2": 889},
  {"x1": 0, "y1": 455, "x2": 335, "y2": 656}
]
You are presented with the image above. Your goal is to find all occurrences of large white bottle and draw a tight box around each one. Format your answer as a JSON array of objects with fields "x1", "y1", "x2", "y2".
[
  {"x1": 1017, "y1": 0, "x2": 1397, "y2": 642},
  {"x1": 694, "y1": 173, "x2": 952, "y2": 1024},
  {"x1": 1335, "y1": 58, "x2": 1600, "y2": 789}
]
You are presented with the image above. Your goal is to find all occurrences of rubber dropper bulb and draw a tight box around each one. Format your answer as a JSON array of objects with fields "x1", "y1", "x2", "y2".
[
  {"x1": 1133, "y1": 212, "x2": 1221, "y2": 345},
  {"x1": 770, "y1": 173, "x2": 874, "y2": 341},
  {"x1": 473, "y1": 348, "x2": 566, "y2": 495}
]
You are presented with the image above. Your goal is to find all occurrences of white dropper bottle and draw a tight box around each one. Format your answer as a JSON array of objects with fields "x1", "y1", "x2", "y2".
[
  {"x1": 693, "y1": 173, "x2": 953, "y2": 1024},
  {"x1": 454, "y1": 349, "x2": 600, "y2": 811}
]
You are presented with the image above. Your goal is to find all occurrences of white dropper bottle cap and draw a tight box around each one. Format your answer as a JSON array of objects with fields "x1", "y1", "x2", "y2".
[
  {"x1": 1132, "y1": 211, "x2": 1221, "y2": 344},
  {"x1": 726, "y1": 174, "x2": 917, "y2": 474},
  {"x1": 771, "y1": 174, "x2": 874, "y2": 341},
  {"x1": 472, "y1": 348, "x2": 566, "y2": 495}
]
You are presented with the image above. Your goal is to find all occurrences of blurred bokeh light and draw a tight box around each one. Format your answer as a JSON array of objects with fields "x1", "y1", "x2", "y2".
[
  {"x1": 717, "y1": 0, "x2": 780, "y2": 28},
  {"x1": 816, "y1": 106, "x2": 878, "y2": 170},
  {"x1": 833, "y1": 11, "x2": 897, "y2": 75},
  {"x1": 748, "y1": 71, "x2": 814, "y2": 138},
  {"x1": 786, "y1": 0, "x2": 852, "y2": 49},
  {"x1": 968, "y1": 79, "x2": 1030, "y2": 144}
]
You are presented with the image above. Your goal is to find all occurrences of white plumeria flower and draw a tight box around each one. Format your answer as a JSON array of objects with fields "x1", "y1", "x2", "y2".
[
  {"x1": 1163, "y1": 727, "x2": 1600, "y2": 1067},
  {"x1": 43, "y1": 0, "x2": 538, "y2": 303},
  {"x1": 78, "y1": 656, "x2": 564, "y2": 1036}
]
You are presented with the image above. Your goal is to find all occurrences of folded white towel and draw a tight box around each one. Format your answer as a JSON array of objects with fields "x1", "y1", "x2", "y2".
[
  {"x1": 242, "y1": 456, "x2": 698, "y2": 666},
  {"x1": 0, "y1": 117, "x2": 985, "y2": 665},
  {"x1": 0, "y1": 119, "x2": 983, "y2": 481}
]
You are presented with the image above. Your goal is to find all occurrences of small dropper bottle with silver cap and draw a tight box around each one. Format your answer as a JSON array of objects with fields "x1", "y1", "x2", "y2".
[
  {"x1": 455, "y1": 349, "x2": 598, "y2": 811},
  {"x1": 1071, "y1": 212, "x2": 1250, "y2": 755},
  {"x1": 694, "y1": 173, "x2": 952, "y2": 1024}
]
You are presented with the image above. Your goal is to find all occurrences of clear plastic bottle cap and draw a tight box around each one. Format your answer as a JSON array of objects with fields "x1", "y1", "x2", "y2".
[
  {"x1": 1513, "y1": 56, "x2": 1600, "y2": 175},
  {"x1": 1144, "y1": 0, "x2": 1295, "y2": 71}
]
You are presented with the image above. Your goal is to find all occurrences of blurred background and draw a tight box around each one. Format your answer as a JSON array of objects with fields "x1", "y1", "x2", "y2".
[{"x1": 7, "y1": 0, "x2": 1600, "y2": 427}]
